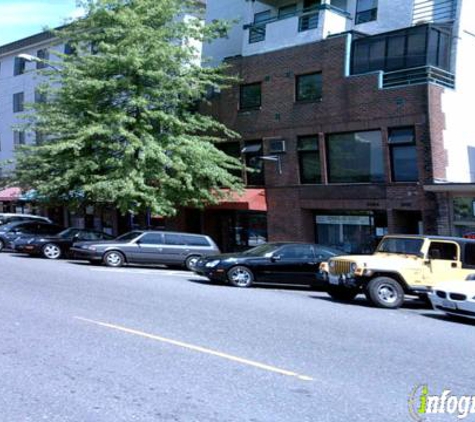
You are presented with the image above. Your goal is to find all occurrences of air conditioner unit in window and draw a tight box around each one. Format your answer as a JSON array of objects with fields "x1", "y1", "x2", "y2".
[{"x1": 269, "y1": 139, "x2": 286, "y2": 154}]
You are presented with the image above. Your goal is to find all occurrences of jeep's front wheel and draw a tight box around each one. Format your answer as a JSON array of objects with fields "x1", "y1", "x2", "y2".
[
  {"x1": 366, "y1": 277, "x2": 405, "y2": 309},
  {"x1": 327, "y1": 286, "x2": 358, "y2": 302}
]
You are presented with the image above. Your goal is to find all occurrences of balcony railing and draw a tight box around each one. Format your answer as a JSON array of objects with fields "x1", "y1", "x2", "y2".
[
  {"x1": 382, "y1": 66, "x2": 455, "y2": 89},
  {"x1": 243, "y1": 5, "x2": 349, "y2": 55}
]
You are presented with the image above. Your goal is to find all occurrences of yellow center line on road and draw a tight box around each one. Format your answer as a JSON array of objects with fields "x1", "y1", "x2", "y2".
[{"x1": 74, "y1": 316, "x2": 314, "y2": 382}]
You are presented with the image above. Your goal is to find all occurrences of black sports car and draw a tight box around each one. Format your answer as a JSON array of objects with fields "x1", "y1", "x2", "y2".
[
  {"x1": 13, "y1": 227, "x2": 114, "y2": 259},
  {"x1": 193, "y1": 242, "x2": 343, "y2": 288}
]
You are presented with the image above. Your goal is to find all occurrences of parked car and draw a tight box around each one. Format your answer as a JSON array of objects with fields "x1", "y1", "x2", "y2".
[
  {"x1": 428, "y1": 275, "x2": 475, "y2": 320},
  {"x1": 13, "y1": 227, "x2": 115, "y2": 259},
  {"x1": 70, "y1": 230, "x2": 220, "y2": 269},
  {"x1": 325, "y1": 234, "x2": 475, "y2": 309},
  {"x1": 0, "y1": 213, "x2": 51, "y2": 226},
  {"x1": 193, "y1": 242, "x2": 343, "y2": 288},
  {"x1": 0, "y1": 220, "x2": 63, "y2": 251}
]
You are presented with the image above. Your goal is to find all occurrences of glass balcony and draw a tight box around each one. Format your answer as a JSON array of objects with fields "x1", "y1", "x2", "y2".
[{"x1": 243, "y1": 5, "x2": 350, "y2": 56}]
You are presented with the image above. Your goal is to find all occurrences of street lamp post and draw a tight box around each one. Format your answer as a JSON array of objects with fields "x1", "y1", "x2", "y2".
[{"x1": 17, "y1": 53, "x2": 61, "y2": 71}]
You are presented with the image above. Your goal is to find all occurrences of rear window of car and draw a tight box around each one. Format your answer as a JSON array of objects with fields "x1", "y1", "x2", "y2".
[
  {"x1": 181, "y1": 235, "x2": 211, "y2": 247},
  {"x1": 464, "y1": 243, "x2": 475, "y2": 267}
]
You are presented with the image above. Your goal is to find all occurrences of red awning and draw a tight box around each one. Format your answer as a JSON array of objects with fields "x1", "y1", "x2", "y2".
[
  {"x1": 0, "y1": 187, "x2": 21, "y2": 202},
  {"x1": 211, "y1": 189, "x2": 267, "y2": 212}
]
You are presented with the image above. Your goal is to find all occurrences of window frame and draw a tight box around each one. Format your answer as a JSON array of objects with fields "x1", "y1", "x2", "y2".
[
  {"x1": 296, "y1": 72, "x2": 322, "y2": 103},
  {"x1": 13, "y1": 92, "x2": 24, "y2": 113},
  {"x1": 239, "y1": 82, "x2": 262, "y2": 111},
  {"x1": 388, "y1": 127, "x2": 419, "y2": 183},
  {"x1": 297, "y1": 135, "x2": 321, "y2": 184},
  {"x1": 355, "y1": 0, "x2": 378, "y2": 25}
]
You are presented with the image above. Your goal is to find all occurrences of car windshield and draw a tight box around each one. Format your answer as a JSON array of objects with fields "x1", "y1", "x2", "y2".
[
  {"x1": 377, "y1": 238, "x2": 423, "y2": 255},
  {"x1": 241, "y1": 244, "x2": 281, "y2": 256},
  {"x1": 116, "y1": 231, "x2": 143, "y2": 241}
]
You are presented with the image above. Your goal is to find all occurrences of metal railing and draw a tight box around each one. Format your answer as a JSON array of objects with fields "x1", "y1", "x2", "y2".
[{"x1": 382, "y1": 66, "x2": 455, "y2": 89}]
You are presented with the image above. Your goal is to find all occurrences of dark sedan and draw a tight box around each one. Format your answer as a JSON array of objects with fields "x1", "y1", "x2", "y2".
[
  {"x1": 13, "y1": 228, "x2": 114, "y2": 259},
  {"x1": 0, "y1": 220, "x2": 63, "y2": 251},
  {"x1": 193, "y1": 242, "x2": 343, "y2": 288}
]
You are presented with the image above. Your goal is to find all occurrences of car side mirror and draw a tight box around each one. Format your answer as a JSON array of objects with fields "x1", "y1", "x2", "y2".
[{"x1": 271, "y1": 254, "x2": 281, "y2": 262}]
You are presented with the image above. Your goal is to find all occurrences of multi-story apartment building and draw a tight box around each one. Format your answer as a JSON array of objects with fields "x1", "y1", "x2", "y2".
[{"x1": 199, "y1": 0, "x2": 475, "y2": 252}]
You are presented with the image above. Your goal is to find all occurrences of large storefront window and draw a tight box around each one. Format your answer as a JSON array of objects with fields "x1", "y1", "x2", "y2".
[
  {"x1": 316, "y1": 212, "x2": 387, "y2": 253},
  {"x1": 327, "y1": 131, "x2": 384, "y2": 183}
]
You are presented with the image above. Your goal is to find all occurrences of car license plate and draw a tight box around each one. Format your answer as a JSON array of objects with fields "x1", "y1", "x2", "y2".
[
  {"x1": 329, "y1": 274, "x2": 340, "y2": 286},
  {"x1": 442, "y1": 299, "x2": 457, "y2": 310}
]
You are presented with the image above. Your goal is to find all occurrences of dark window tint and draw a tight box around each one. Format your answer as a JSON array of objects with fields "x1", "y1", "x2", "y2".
[
  {"x1": 140, "y1": 233, "x2": 164, "y2": 245},
  {"x1": 298, "y1": 136, "x2": 321, "y2": 184},
  {"x1": 296, "y1": 73, "x2": 322, "y2": 102},
  {"x1": 278, "y1": 245, "x2": 315, "y2": 259},
  {"x1": 356, "y1": 0, "x2": 378, "y2": 24},
  {"x1": 249, "y1": 11, "x2": 270, "y2": 43},
  {"x1": 240, "y1": 83, "x2": 261, "y2": 110},
  {"x1": 428, "y1": 242, "x2": 458, "y2": 260},
  {"x1": 36, "y1": 48, "x2": 49, "y2": 69},
  {"x1": 327, "y1": 131, "x2": 384, "y2": 183},
  {"x1": 314, "y1": 247, "x2": 340, "y2": 260},
  {"x1": 386, "y1": 35, "x2": 406, "y2": 70},
  {"x1": 279, "y1": 4, "x2": 296, "y2": 18},
  {"x1": 13, "y1": 92, "x2": 24, "y2": 113},
  {"x1": 406, "y1": 28, "x2": 427, "y2": 68},
  {"x1": 464, "y1": 244, "x2": 475, "y2": 266},
  {"x1": 389, "y1": 127, "x2": 418, "y2": 182},
  {"x1": 164, "y1": 234, "x2": 186, "y2": 245},
  {"x1": 181, "y1": 235, "x2": 210, "y2": 246},
  {"x1": 14, "y1": 57, "x2": 26, "y2": 76},
  {"x1": 242, "y1": 141, "x2": 264, "y2": 186}
]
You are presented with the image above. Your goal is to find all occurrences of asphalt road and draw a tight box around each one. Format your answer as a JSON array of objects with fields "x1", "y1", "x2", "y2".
[{"x1": 0, "y1": 252, "x2": 474, "y2": 422}]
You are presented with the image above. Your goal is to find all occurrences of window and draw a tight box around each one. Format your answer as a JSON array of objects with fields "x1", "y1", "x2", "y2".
[
  {"x1": 299, "y1": 0, "x2": 320, "y2": 31},
  {"x1": 356, "y1": 0, "x2": 378, "y2": 24},
  {"x1": 278, "y1": 245, "x2": 315, "y2": 259},
  {"x1": 35, "y1": 131, "x2": 45, "y2": 145},
  {"x1": 464, "y1": 244, "x2": 475, "y2": 267},
  {"x1": 388, "y1": 127, "x2": 418, "y2": 182},
  {"x1": 279, "y1": 4, "x2": 296, "y2": 19},
  {"x1": 181, "y1": 235, "x2": 210, "y2": 247},
  {"x1": 14, "y1": 57, "x2": 26, "y2": 76},
  {"x1": 64, "y1": 42, "x2": 76, "y2": 55},
  {"x1": 36, "y1": 48, "x2": 49, "y2": 69},
  {"x1": 298, "y1": 136, "x2": 321, "y2": 184},
  {"x1": 428, "y1": 242, "x2": 458, "y2": 261},
  {"x1": 13, "y1": 92, "x2": 24, "y2": 113},
  {"x1": 35, "y1": 89, "x2": 47, "y2": 104},
  {"x1": 164, "y1": 234, "x2": 186, "y2": 245},
  {"x1": 242, "y1": 141, "x2": 264, "y2": 186},
  {"x1": 303, "y1": 0, "x2": 321, "y2": 11},
  {"x1": 240, "y1": 83, "x2": 261, "y2": 110},
  {"x1": 249, "y1": 10, "x2": 270, "y2": 43},
  {"x1": 13, "y1": 130, "x2": 26, "y2": 148},
  {"x1": 296, "y1": 73, "x2": 322, "y2": 102},
  {"x1": 140, "y1": 233, "x2": 164, "y2": 245},
  {"x1": 327, "y1": 131, "x2": 384, "y2": 183}
]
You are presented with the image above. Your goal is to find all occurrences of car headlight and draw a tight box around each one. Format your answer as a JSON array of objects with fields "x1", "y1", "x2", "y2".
[
  {"x1": 205, "y1": 260, "x2": 220, "y2": 268},
  {"x1": 329, "y1": 261, "x2": 336, "y2": 269},
  {"x1": 350, "y1": 263, "x2": 358, "y2": 273}
]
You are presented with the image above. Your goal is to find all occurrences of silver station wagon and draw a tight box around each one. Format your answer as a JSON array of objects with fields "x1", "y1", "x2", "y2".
[{"x1": 71, "y1": 230, "x2": 220, "y2": 270}]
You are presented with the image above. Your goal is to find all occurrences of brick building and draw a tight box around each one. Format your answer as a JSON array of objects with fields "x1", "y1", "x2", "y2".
[{"x1": 195, "y1": 0, "x2": 475, "y2": 252}]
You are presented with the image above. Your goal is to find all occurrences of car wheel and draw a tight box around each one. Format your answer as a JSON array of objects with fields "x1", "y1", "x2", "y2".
[
  {"x1": 366, "y1": 277, "x2": 405, "y2": 309},
  {"x1": 227, "y1": 266, "x2": 254, "y2": 288},
  {"x1": 103, "y1": 251, "x2": 125, "y2": 267},
  {"x1": 42, "y1": 243, "x2": 62, "y2": 259},
  {"x1": 327, "y1": 286, "x2": 358, "y2": 302},
  {"x1": 185, "y1": 255, "x2": 200, "y2": 271}
]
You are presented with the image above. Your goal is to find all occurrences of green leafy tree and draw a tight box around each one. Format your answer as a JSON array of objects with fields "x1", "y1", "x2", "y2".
[{"x1": 14, "y1": 0, "x2": 242, "y2": 216}]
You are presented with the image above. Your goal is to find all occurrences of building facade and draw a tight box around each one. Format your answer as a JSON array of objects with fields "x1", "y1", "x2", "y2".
[{"x1": 199, "y1": 0, "x2": 475, "y2": 252}]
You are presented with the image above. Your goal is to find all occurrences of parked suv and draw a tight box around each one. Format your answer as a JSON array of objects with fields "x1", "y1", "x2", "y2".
[
  {"x1": 71, "y1": 230, "x2": 220, "y2": 269},
  {"x1": 0, "y1": 213, "x2": 51, "y2": 226},
  {"x1": 324, "y1": 235, "x2": 475, "y2": 309}
]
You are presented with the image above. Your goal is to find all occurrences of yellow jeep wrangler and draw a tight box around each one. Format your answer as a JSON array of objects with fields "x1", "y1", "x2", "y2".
[{"x1": 325, "y1": 235, "x2": 475, "y2": 309}]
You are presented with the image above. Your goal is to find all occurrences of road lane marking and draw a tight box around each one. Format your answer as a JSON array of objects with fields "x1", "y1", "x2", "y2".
[{"x1": 74, "y1": 316, "x2": 314, "y2": 382}]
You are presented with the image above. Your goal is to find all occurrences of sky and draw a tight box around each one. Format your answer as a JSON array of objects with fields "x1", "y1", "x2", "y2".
[{"x1": 0, "y1": 0, "x2": 83, "y2": 46}]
